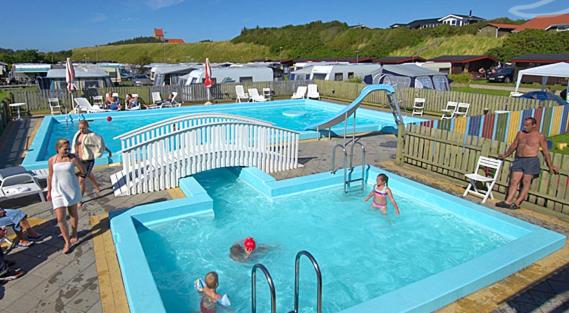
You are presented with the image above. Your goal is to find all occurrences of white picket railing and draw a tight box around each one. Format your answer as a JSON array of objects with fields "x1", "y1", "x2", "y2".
[{"x1": 112, "y1": 113, "x2": 299, "y2": 196}]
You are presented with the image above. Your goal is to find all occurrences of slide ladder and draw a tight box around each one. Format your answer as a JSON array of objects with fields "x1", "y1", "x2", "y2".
[{"x1": 251, "y1": 250, "x2": 322, "y2": 313}]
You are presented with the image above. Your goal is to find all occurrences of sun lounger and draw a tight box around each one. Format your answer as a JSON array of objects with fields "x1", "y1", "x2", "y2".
[
  {"x1": 0, "y1": 171, "x2": 45, "y2": 203},
  {"x1": 291, "y1": 86, "x2": 307, "y2": 99},
  {"x1": 236, "y1": 85, "x2": 249, "y2": 103},
  {"x1": 307, "y1": 84, "x2": 320, "y2": 100},
  {"x1": 74, "y1": 97, "x2": 108, "y2": 114},
  {"x1": 248, "y1": 88, "x2": 267, "y2": 102}
]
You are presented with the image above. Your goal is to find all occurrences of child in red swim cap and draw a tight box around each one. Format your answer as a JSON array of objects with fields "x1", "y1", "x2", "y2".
[{"x1": 230, "y1": 237, "x2": 268, "y2": 262}]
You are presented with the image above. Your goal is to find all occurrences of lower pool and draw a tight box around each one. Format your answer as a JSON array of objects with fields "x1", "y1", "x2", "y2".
[
  {"x1": 138, "y1": 169, "x2": 509, "y2": 313},
  {"x1": 23, "y1": 99, "x2": 423, "y2": 169},
  {"x1": 110, "y1": 166, "x2": 565, "y2": 313}
]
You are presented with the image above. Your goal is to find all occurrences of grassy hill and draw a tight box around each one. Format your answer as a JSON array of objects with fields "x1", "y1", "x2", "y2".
[
  {"x1": 390, "y1": 34, "x2": 506, "y2": 59},
  {"x1": 72, "y1": 41, "x2": 280, "y2": 64}
]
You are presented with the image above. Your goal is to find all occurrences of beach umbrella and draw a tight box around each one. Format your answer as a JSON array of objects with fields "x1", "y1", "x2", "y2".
[
  {"x1": 204, "y1": 58, "x2": 213, "y2": 104},
  {"x1": 65, "y1": 57, "x2": 76, "y2": 112}
]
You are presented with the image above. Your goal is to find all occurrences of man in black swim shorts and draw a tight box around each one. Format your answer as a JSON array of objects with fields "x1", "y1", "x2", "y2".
[{"x1": 496, "y1": 117, "x2": 558, "y2": 209}]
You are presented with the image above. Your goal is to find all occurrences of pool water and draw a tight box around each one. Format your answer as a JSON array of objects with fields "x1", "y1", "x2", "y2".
[
  {"x1": 137, "y1": 169, "x2": 510, "y2": 313},
  {"x1": 40, "y1": 101, "x2": 421, "y2": 161}
]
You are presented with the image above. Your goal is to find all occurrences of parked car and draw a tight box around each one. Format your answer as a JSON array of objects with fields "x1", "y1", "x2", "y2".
[
  {"x1": 487, "y1": 67, "x2": 514, "y2": 83},
  {"x1": 132, "y1": 74, "x2": 152, "y2": 86},
  {"x1": 520, "y1": 91, "x2": 568, "y2": 106}
]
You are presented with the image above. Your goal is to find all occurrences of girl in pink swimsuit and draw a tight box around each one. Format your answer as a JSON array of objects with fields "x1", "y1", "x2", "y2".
[{"x1": 364, "y1": 174, "x2": 400, "y2": 216}]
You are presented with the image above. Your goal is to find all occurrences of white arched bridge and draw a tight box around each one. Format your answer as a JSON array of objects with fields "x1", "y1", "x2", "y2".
[{"x1": 111, "y1": 113, "x2": 300, "y2": 196}]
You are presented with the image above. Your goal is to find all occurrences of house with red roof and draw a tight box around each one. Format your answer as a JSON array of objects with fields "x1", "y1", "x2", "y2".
[{"x1": 479, "y1": 13, "x2": 569, "y2": 37}]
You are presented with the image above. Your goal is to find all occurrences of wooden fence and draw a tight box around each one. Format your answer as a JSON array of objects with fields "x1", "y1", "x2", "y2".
[
  {"x1": 397, "y1": 124, "x2": 569, "y2": 214},
  {"x1": 314, "y1": 80, "x2": 557, "y2": 116},
  {"x1": 8, "y1": 80, "x2": 312, "y2": 113},
  {"x1": 0, "y1": 96, "x2": 12, "y2": 136}
]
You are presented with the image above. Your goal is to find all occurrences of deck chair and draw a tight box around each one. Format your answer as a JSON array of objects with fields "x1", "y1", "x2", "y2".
[
  {"x1": 248, "y1": 88, "x2": 267, "y2": 102},
  {"x1": 463, "y1": 156, "x2": 502, "y2": 204},
  {"x1": 235, "y1": 85, "x2": 249, "y2": 103},
  {"x1": 412, "y1": 98, "x2": 425, "y2": 116},
  {"x1": 48, "y1": 98, "x2": 63, "y2": 115},
  {"x1": 162, "y1": 92, "x2": 180, "y2": 108},
  {"x1": 454, "y1": 102, "x2": 470, "y2": 117},
  {"x1": 0, "y1": 172, "x2": 46, "y2": 203},
  {"x1": 307, "y1": 84, "x2": 320, "y2": 100},
  {"x1": 92, "y1": 95, "x2": 104, "y2": 108},
  {"x1": 147, "y1": 92, "x2": 164, "y2": 109},
  {"x1": 291, "y1": 86, "x2": 307, "y2": 99},
  {"x1": 74, "y1": 97, "x2": 108, "y2": 113},
  {"x1": 441, "y1": 101, "x2": 458, "y2": 120},
  {"x1": 262, "y1": 88, "x2": 272, "y2": 101}
]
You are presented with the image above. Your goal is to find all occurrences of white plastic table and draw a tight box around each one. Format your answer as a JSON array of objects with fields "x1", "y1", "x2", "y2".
[{"x1": 9, "y1": 103, "x2": 26, "y2": 120}]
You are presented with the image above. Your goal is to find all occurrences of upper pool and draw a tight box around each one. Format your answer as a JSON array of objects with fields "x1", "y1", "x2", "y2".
[{"x1": 23, "y1": 99, "x2": 423, "y2": 169}]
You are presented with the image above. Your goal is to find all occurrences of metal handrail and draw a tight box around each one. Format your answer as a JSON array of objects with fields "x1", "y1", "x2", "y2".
[
  {"x1": 293, "y1": 250, "x2": 322, "y2": 313},
  {"x1": 349, "y1": 141, "x2": 367, "y2": 191},
  {"x1": 331, "y1": 144, "x2": 347, "y2": 174},
  {"x1": 251, "y1": 263, "x2": 277, "y2": 313}
]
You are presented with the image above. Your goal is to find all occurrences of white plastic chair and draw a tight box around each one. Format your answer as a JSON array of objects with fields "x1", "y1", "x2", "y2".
[
  {"x1": 235, "y1": 85, "x2": 249, "y2": 103},
  {"x1": 74, "y1": 98, "x2": 108, "y2": 113},
  {"x1": 92, "y1": 95, "x2": 104, "y2": 108},
  {"x1": 412, "y1": 98, "x2": 425, "y2": 116},
  {"x1": 307, "y1": 84, "x2": 320, "y2": 100},
  {"x1": 262, "y1": 88, "x2": 272, "y2": 101},
  {"x1": 463, "y1": 156, "x2": 502, "y2": 203},
  {"x1": 455, "y1": 102, "x2": 470, "y2": 117},
  {"x1": 441, "y1": 101, "x2": 458, "y2": 120},
  {"x1": 248, "y1": 88, "x2": 267, "y2": 102},
  {"x1": 48, "y1": 98, "x2": 62, "y2": 115},
  {"x1": 291, "y1": 86, "x2": 307, "y2": 99},
  {"x1": 151, "y1": 92, "x2": 163, "y2": 105}
]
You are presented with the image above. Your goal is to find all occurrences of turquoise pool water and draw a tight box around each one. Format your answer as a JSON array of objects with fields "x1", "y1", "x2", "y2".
[
  {"x1": 37, "y1": 101, "x2": 422, "y2": 162},
  {"x1": 137, "y1": 169, "x2": 510, "y2": 313}
]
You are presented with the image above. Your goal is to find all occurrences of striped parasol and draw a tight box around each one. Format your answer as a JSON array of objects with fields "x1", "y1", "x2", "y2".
[{"x1": 65, "y1": 58, "x2": 76, "y2": 92}]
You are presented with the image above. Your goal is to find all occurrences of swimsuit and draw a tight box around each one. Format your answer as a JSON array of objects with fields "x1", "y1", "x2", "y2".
[{"x1": 372, "y1": 186, "x2": 387, "y2": 210}]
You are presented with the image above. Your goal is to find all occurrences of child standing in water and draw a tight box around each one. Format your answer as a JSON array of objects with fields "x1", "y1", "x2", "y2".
[
  {"x1": 364, "y1": 174, "x2": 400, "y2": 216},
  {"x1": 195, "y1": 272, "x2": 231, "y2": 313}
]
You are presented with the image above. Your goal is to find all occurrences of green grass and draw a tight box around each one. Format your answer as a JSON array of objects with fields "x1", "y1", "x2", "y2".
[
  {"x1": 548, "y1": 133, "x2": 569, "y2": 155},
  {"x1": 73, "y1": 41, "x2": 279, "y2": 63},
  {"x1": 471, "y1": 80, "x2": 567, "y2": 91},
  {"x1": 451, "y1": 87, "x2": 510, "y2": 96},
  {"x1": 389, "y1": 34, "x2": 505, "y2": 59}
]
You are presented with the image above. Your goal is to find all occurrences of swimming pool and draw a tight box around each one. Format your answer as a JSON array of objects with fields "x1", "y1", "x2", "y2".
[
  {"x1": 23, "y1": 99, "x2": 423, "y2": 169},
  {"x1": 111, "y1": 166, "x2": 565, "y2": 313}
]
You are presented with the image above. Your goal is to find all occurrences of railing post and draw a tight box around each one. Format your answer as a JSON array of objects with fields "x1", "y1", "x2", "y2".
[{"x1": 396, "y1": 123, "x2": 406, "y2": 165}]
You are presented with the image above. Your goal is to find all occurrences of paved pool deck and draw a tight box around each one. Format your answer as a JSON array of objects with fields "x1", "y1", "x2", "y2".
[{"x1": 0, "y1": 114, "x2": 568, "y2": 313}]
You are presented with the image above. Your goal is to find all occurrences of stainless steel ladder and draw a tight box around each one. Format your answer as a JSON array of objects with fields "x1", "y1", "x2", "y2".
[
  {"x1": 251, "y1": 263, "x2": 277, "y2": 313},
  {"x1": 251, "y1": 250, "x2": 322, "y2": 313},
  {"x1": 291, "y1": 250, "x2": 322, "y2": 313},
  {"x1": 331, "y1": 139, "x2": 367, "y2": 193}
]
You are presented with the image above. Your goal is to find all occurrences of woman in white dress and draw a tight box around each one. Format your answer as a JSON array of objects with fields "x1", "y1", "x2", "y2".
[{"x1": 47, "y1": 139, "x2": 85, "y2": 254}]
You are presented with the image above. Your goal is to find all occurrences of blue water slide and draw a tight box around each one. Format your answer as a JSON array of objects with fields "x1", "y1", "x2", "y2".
[{"x1": 305, "y1": 84, "x2": 401, "y2": 131}]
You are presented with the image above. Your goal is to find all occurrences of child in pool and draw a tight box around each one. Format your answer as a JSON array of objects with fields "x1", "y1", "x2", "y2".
[
  {"x1": 229, "y1": 237, "x2": 269, "y2": 262},
  {"x1": 364, "y1": 174, "x2": 400, "y2": 216},
  {"x1": 196, "y1": 272, "x2": 230, "y2": 313}
]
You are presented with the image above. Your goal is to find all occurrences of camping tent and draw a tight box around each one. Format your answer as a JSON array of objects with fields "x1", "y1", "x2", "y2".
[
  {"x1": 364, "y1": 64, "x2": 450, "y2": 91},
  {"x1": 515, "y1": 62, "x2": 569, "y2": 100}
]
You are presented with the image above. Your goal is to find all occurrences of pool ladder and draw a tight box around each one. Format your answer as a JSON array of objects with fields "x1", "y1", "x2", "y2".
[
  {"x1": 251, "y1": 250, "x2": 322, "y2": 313},
  {"x1": 331, "y1": 140, "x2": 368, "y2": 193}
]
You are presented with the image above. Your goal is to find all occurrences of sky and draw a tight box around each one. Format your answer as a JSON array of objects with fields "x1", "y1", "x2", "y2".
[{"x1": 2, "y1": 0, "x2": 568, "y2": 51}]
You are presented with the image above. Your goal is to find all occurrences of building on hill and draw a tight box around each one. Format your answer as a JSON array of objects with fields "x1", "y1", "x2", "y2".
[
  {"x1": 478, "y1": 23, "x2": 519, "y2": 38},
  {"x1": 377, "y1": 56, "x2": 426, "y2": 65},
  {"x1": 154, "y1": 28, "x2": 164, "y2": 41},
  {"x1": 166, "y1": 39, "x2": 185, "y2": 44},
  {"x1": 438, "y1": 14, "x2": 485, "y2": 27},
  {"x1": 390, "y1": 12, "x2": 484, "y2": 29},
  {"x1": 478, "y1": 13, "x2": 569, "y2": 37},
  {"x1": 429, "y1": 55, "x2": 497, "y2": 74}
]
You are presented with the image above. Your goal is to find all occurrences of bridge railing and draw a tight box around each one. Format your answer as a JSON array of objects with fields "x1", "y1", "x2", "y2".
[{"x1": 117, "y1": 115, "x2": 299, "y2": 195}]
